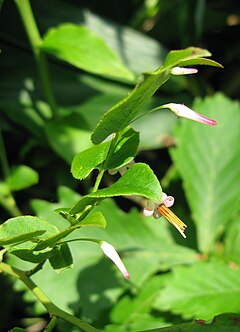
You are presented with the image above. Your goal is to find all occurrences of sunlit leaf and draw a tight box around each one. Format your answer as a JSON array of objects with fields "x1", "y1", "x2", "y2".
[
  {"x1": 154, "y1": 261, "x2": 240, "y2": 320},
  {"x1": 70, "y1": 163, "x2": 162, "y2": 214},
  {"x1": 170, "y1": 93, "x2": 240, "y2": 253},
  {"x1": 41, "y1": 23, "x2": 135, "y2": 82}
]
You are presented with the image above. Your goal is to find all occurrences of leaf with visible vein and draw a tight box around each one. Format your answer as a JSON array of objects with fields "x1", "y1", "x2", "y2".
[
  {"x1": 154, "y1": 261, "x2": 240, "y2": 320},
  {"x1": 170, "y1": 93, "x2": 240, "y2": 253}
]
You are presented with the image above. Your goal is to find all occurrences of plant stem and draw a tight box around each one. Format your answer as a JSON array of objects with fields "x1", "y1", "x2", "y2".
[
  {"x1": 0, "y1": 130, "x2": 10, "y2": 178},
  {"x1": 44, "y1": 316, "x2": 58, "y2": 332},
  {"x1": 14, "y1": 0, "x2": 57, "y2": 117},
  {"x1": 0, "y1": 262, "x2": 100, "y2": 332},
  {"x1": 26, "y1": 260, "x2": 46, "y2": 276},
  {"x1": 92, "y1": 169, "x2": 105, "y2": 193}
]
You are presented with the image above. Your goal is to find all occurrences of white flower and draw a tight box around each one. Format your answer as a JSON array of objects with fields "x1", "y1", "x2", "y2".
[
  {"x1": 100, "y1": 241, "x2": 130, "y2": 279},
  {"x1": 170, "y1": 67, "x2": 198, "y2": 75}
]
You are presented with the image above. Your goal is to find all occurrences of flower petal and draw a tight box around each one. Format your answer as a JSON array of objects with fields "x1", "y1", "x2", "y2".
[
  {"x1": 163, "y1": 103, "x2": 217, "y2": 126},
  {"x1": 100, "y1": 241, "x2": 130, "y2": 279},
  {"x1": 171, "y1": 67, "x2": 198, "y2": 75}
]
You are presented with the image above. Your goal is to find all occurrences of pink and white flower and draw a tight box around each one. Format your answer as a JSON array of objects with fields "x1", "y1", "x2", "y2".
[{"x1": 162, "y1": 103, "x2": 217, "y2": 126}]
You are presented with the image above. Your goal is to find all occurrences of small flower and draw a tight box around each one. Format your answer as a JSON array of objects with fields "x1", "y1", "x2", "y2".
[
  {"x1": 108, "y1": 159, "x2": 135, "y2": 176},
  {"x1": 100, "y1": 241, "x2": 130, "y2": 279},
  {"x1": 143, "y1": 192, "x2": 187, "y2": 238},
  {"x1": 162, "y1": 103, "x2": 217, "y2": 126},
  {"x1": 170, "y1": 67, "x2": 198, "y2": 75}
]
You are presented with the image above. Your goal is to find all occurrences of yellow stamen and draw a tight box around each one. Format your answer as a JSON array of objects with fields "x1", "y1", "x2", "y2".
[{"x1": 157, "y1": 204, "x2": 187, "y2": 238}]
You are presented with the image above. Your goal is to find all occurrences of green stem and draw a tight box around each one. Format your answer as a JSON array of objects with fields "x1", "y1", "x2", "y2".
[
  {"x1": 44, "y1": 316, "x2": 58, "y2": 332},
  {"x1": 0, "y1": 130, "x2": 10, "y2": 178},
  {"x1": 14, "y1": 0, "x2": 57, "y2": 117},
  {"x1": 0, "y1": 262, "x2": 100, "y2": 332},
  {"x1": 26, "y1": 260, "x2": 46, "y2": 276},
  {"x1": 92, "y1": 169, "x2": 105, "y2": 193}
]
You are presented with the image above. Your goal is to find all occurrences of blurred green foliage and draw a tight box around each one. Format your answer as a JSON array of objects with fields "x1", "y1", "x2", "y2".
[{"x1": 0, "y1": 0, "x2": 240, "y2": 331}]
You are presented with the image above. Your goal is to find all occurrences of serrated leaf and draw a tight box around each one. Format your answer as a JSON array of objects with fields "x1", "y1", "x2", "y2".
[
  {"x1": 7, "y1": 165, "x2": 39, "y2": 191},
  {"x1": 49, "y1": 243, "x2": 73, "y2": 273},
  {"x1": 91, "y1": 47, "x2": 219, "y2": 144},
  {"x1": 0, "y1": 216, "x2": 60, "y2": 263},
  {"x1": 71, "y1": 127, "x2": 139, "y2": 179},
  {"x1": 41, "y1": 23, "x2": 135, "y2": 82},
  {"x1": 0, "y1": 216, "x2": 58, "y2": 251},
  {"x1": 70, "y1": 163, "x2": 162, "y2": 214},
  {"x1": 154, "y1": 261, "x2": 240, "y2": 320},
  {"x1": 139, "y1": 313, "x2": 240, "y2": 332},
  {"x1": 170, "y1": 93, "x2": 240, "y2": 253}
]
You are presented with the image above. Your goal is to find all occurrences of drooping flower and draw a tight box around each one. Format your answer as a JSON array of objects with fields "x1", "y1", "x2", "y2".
[
  {"x1": 162, "y1": 103, "x2": 217, "y2": 126},
  {"x1": 100, "y1": 241, "x2": 130, "y2": 279},
  {"x1": 170, "y1": 67, "x2": 198, "y2": 75},
  {"x1": 143, "y1": 192, "x2": 187, "y2": 238}
]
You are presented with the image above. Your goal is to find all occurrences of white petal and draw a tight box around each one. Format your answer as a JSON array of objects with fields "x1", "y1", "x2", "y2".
[{"x1": 100, "y1": 241, "x2": 130, "y2": 279}]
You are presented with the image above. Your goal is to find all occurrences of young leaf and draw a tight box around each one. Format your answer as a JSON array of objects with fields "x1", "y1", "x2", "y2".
[
  {"x1": 71, "y1": 127, "x2": 139, "y2": 179},
  {"x1": 170, "y1": 93, "x2": 240, "y2": 253},
  {"x1": 49, "y1": 243, "x2": 73, "y2": 273},
  {"x1": 91, "y1": 47, "x2": 220, "y2": 144},
  {"x1": 71, "y1": 141, "x2": 110, "y2": 180},
  {"x1": 153, "y1": 261, "x2": 240, "y2": 321},
  {"x1": 7, "y1": 165, "x2": 39, "y2": 191},
  {"x1": 40, "y1": 23, "x2": 135, "y2": 82},
  {"x1": 163, "y1": 47, "x2": 211, "y2": 68},
  {"x1": 70, "y1": 163, "x2": 162, "y2": 214}
]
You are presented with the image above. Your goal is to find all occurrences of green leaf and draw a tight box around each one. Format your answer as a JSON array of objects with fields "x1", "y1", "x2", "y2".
[
  {"x1": 41, "y1": 23, "x2": 135, "y2": 82},
  {"x1": 7, "y1": 165, "x2": 39, "y2": 191},
  {"x1": 71, "y1": 141, "x2": 110, "y2": 179},
  {"x1": 178, "y1": 57, "x2": 223, "y2": 68},
  {"x1": 0, "y1": 230, "x2": 45, "y2": 246},
  {"x1": 18, "y1": 196, "x2": 197, "y2": 321},
  {"x1": 70, "y1": 163, "x2": 162, "y2": 214},
  {"x1": 153, "y1": 261, "x2": 240, "y2": 320},
  {"x1": 0, "y1": 216, "x2": 59, "y2": 262},
  {"x1": 105, "y1": 127, "x2": 140, "y2": 170},
  {"x1": 109, "y1": 275, "x2": 169, "y2": 331},
  {"x1": 224, "y1": 215, "x2": 240, "y2": 264},
  {"x1": 91, "y1": 47, "x2": 218, "y2": 144},
  {"x1": 46, "y1": 113, "x2": 93, "y2": 164},
  {"x1": 71, "y1": 127, "x2": 139, "y2": 179},
  {"x1": 33, "y1": 211, "x2": 107, "y2": 251},
  {"x1": 139, "y1": 313, "x2": 240, "y2": 332},
  {"x1": 49, "y1": 243, "x2": 73, "y2": 273},
  {"x1": 9, "y1": 328, "x2": 26, "y2": 332},
  {"x1": 170, "y1": 93, "x2": 240, "y2": 253},
  {"x1": 163, "y1": 47, "x2": 211, "y2": 68},
  {"x1": 0, "y1": 216, "x2": 58, "y2": 250}
]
